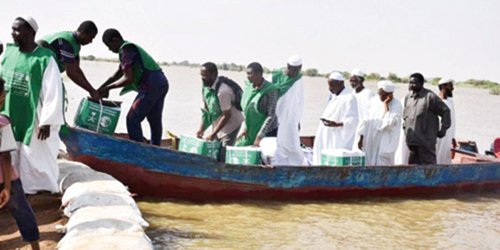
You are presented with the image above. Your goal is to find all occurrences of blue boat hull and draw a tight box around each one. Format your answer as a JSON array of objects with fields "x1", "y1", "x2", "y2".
[{"x1": 61, "y1": 128, "x2": 500, "y2": 201}]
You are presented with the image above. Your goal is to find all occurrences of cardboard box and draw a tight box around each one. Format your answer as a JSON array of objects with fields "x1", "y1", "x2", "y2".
[
  {"x1": 179, "y1": 135, "x2": 221, "y2": 160},
  {"x1": 321, "y1": 149, "x2": 365, "y2": 166},
  {"x1": 74, "y1": 98, "x2": 121, "y2": 135},
  {"x1": 225, "y1": 146, "x2": 262, "y2": 165}
]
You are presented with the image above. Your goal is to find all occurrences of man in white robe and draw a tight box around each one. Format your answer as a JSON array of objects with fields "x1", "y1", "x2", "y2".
[
  {"x1": 350, "y1": 69, "x2": 374, "y2": 151},
  {"x1": 0, "y1": 16, "x2": 64, "y2": 194},
  {"x1": 313, "y1": 72, "x2": 358, "y2": 165},
  {"x1": 358, "y1": 81, "x2": 402, "y2": 166},
  {"x1": 267, "y1": 56, "x2": 307, "y2": 166},
  {"x1": 436, "y1": 78, "x2": 456, "y2": 164}
]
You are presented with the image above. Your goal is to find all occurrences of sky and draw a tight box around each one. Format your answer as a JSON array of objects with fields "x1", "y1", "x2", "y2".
[{"x1": 1, "y1": 0, "x2": 500, "y2": 82}]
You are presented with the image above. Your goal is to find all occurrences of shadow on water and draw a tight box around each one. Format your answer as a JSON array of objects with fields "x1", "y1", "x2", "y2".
[{"x1": 147, "y1": 226, "x2": 224, "y2": 249}]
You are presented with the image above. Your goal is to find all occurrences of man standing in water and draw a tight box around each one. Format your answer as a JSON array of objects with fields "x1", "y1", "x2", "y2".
[
  {"x1": 268, "y1": 56, "x2": 307, "y2": 166},
  {"x1": 403, "y1": 73, "x2": 450, "y2": 164},
  {"x1": 436, "y1": 78, "x2": 456, "y2": 164},
  {"x1": 98, "y1": 29, "x2": 169, "y2": 146},
  {"x1": 38, "y1": 21, "x2": 100, "y2": 100},
  {"x1": 0, "y1": 16, "x2": 64, "y2": 195}
]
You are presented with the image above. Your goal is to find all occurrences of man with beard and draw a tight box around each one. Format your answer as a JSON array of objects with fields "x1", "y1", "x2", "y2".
[
  {"x1": 197, "y1": 62, "x2": 244, "y2": 160},
  {"x1": 0, "y1": 16, "x2": 64, "y2": 194},
  {"x1": 402, "y1": 73, "x2": 450, "y2": 164},
  {"x1": 436, "y1": 78, "x2": 456, "y2": 164}
]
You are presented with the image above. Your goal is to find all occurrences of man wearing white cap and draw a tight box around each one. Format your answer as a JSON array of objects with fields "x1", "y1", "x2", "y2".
[
  {"x1": 350, "y1": 68, "x2": 374, "y2": 151},
  {"x1": 436, "y1": 78, "x2": 456, "y2": 164},
  {"x1": 267, "y1": 55, "x2": 307, "y2": 166},
  {"x1": 358, "y1": 81, "x2": 402, "y2": 166},
  {"x1": 0, "y1": 16, "x2": 64, "y2": 194},
  {"x1": 312, "y1": 72, "x2": 358, "y2": 165}
]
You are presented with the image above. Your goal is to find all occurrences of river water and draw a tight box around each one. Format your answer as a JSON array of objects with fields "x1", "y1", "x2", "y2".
[{"x1": 68, "y1": 61, "x2": 500, "y2": 249}]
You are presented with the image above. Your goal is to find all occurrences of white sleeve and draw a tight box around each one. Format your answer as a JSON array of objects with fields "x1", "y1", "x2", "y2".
[
  {"x1": 377, "y1": 101, "x2": 402, "y2": 131},
  {"x1": 39, "y1": 57, "x2": 65, "y2": 126},
  {"x1": 0, "y1": 124, "x2": 17, "y2": 152}
]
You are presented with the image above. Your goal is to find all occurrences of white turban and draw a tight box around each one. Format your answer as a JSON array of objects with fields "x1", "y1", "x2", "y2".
[
  {"x1": 329, "y1": 72, "x2": 344, "y2": 81},
  {"x1": 378, "y1": 80, "x2": 396, "y2": 93},
  {"x1": 287, "y1": 55, "x2": 302, "y2": 67},
  {"x1": 351, "y1": 68, "x2": 365, "y2": 78},
  {"x1": 18, "y1": 15, "x2": 38, "y2": 33},
  {"x1": 438, "y1": 78, "x2": 453, "y2": 85}
]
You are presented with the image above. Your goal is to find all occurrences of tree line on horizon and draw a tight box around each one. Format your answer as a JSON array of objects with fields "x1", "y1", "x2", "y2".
[{"x1": 81, "y1": 55, "x2": 500, "y2": 95}]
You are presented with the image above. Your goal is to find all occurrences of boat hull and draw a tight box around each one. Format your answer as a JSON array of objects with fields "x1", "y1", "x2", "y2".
[{"x1": 61, "y1": 128, "x2": 500, "y2": 201}]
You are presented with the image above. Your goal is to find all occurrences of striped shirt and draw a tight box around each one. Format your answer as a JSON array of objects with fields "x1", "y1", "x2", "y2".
[{"x1": 256, "y1": 82, "x2": 278, "y2": 137}]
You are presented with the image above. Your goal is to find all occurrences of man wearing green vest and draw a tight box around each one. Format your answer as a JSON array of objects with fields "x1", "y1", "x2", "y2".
[
  {"x1": 236, "y1": 62, "x2": 278, "y2": 147},
  {"x1": 267, "y1": 56, "x2": 307, "y2": 166},
  {"x1": 0, "y1": 16, "x2": 65, "y2": 195},
  {"x1": 197, "y1": 62, "x2": 244, "y2": 159},
  {"x1": 98, "y1": 29, "x2": 169, "y2": 146},
  {"x1": 38, "y1": 21, "x2": 100, "y2": 100}
]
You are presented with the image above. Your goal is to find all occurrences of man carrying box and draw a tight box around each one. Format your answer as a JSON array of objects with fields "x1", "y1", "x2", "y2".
[
  {"x1": 98, "y1": 29, "x2": 169, "y2": 146},
  {"x1": 38, "y1": 21, "x2": 100, "y2": 101},
  {"x1": 197, "y1": 62, "x2": 244, "y2": 160}
]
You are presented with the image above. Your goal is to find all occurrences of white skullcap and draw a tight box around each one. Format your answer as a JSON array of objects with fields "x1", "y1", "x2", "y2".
[
  {"x1": 378, "y1": 80, "x2": 396, "y2": 93},
  {"x1": 17, "y1": 15, "x2": 38, "y2": 33},
  {"x1": 287, "y1": 55, "x2": 302, "y2": 67},
  {"x1": 329, "y1": 72, "x2": 344, "y2": 81},
  {"x1": 351, "y1": 68, "x2": 365, "y2": 78},
  {"x1": 438, "y1": 78, "x2": 453, "y2": 85}
]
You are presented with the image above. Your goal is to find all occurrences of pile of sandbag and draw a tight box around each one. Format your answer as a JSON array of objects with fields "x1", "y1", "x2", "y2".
[{"x1": 57, "y1": 160, "x2": 153, "y2": 250}]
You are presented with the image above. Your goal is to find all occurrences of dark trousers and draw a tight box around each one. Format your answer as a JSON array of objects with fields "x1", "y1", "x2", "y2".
[
  {"x1": 127, "y1": 82, "x2": 169, "y2": 146},
  {"x1": 408, "y1": 145, "x2": 437, "y2": 165},
  {"x1": 1, "y1": 179, "x2": 39, "y2": 242}
]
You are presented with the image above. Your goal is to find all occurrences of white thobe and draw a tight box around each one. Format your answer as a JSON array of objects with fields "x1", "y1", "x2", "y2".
[
  {"x1": 436, "y1": 98, "x2": 456, "y2": 164},
  {"x1": 272, "y1": 77, "x2": 307, "y2": 166},
  {"x1": 313, "y1": 88, "x2": 358, "y2": 165},
  {"x1": 358, "y1": 97, "x2": 402, "y2": 166},
  {"x1": 352, "y1": 88, "x2": 374, "y2": 151},
  {"x1": 394, "y1": 96, "x2": 409, "y2": 165},
  {"x1": 10, "y1": 57, "x2": 64, "y2": 194}
]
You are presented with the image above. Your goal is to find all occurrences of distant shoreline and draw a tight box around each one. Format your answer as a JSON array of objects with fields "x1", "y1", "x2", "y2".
[{"x1": 80, "y1": 56, "x2": 500, "y2": 95}]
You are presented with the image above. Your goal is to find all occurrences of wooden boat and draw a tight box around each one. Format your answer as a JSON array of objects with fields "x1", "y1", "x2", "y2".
[{"x1": 61, "y1": 127, "x2": 500, "y2": 201}]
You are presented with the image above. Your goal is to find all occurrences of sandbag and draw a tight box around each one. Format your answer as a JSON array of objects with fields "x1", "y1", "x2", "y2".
[
  {"x1": 62, "y1": 180, "x2": 130, "y2": 207},
  {"x1": 63, "y1": 192, "x2": 140, "y2": 217},
  {"x1": 60, "y1": 168, "x2": 116, "y2": 193},
  {"x1": 58, "y1": 160, "x2": 91, "y2": 184},
  {"x1": 66, "y1": 206, "x2": 148, "y2": 230},
  {"x1": 58, "y1": 219, "x2": 146, "y2": 248},
  {"x1": 58, "y1": 232, "x2": 153, "y2": 250}
]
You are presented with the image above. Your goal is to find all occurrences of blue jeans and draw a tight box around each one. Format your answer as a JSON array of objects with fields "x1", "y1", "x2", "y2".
[
  {"x1": 127, "y1": 80, "x2": 169, "y2": 146},
  {"x1": 1, "y1": 179, "x2": 39, "y2": 242}
]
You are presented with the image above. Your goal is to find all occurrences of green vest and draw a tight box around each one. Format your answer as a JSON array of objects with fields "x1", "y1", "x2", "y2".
[
  {"x1": 201, "y1": 85, "x2": 222, "y2": 131},
  {"x1": 271, "y1": 69, "x2": 302, "y2": 98},
  {"x1": 236, "y1": 80, "x2": 277, "y2": 146},
  {"x1": 0, "y1": 44, "x2": 55, "y2": 145},
  {"x1": 118, "y1": 41, "x2": 162, "y2": 95},
  {"x1": 42, "y1": 31, "x2": 81, "y2": 73}
]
